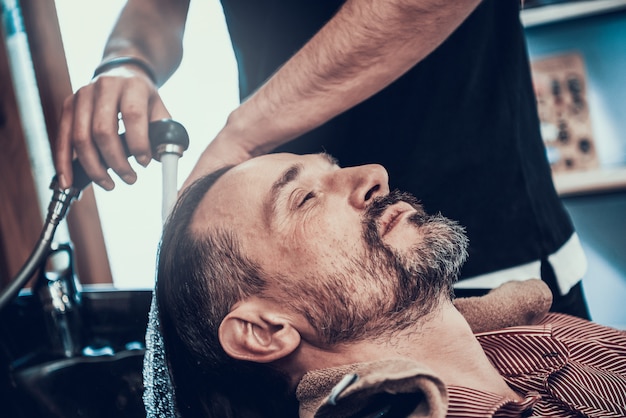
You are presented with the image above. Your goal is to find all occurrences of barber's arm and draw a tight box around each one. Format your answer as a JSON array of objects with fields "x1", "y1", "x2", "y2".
[
  {"x1": 54, "y1": 0, "x2": 190, "y2": 191},
  {"x1": 184, "y1": 0, "x2": 481, "y2": 188}
]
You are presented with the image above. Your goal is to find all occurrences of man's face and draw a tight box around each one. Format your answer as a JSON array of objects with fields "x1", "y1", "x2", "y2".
[{"x1": 192, "y1": 153, "x2": 467, "y2": 344}]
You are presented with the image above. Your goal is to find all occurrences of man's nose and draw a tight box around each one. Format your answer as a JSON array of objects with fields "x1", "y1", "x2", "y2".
[{"x1": 342, "y1": 164, "x2": 390, "y2": 209}]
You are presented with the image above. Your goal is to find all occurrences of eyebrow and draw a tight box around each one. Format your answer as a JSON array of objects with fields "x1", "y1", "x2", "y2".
[{"x1": 263, "y1": 153, "x2": 338, "y2": 226}]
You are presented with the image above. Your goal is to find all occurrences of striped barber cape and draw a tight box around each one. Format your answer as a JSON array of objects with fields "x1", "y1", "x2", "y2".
[{"x1": 448, "y1": 313, "x2": 626, "y2": 417}]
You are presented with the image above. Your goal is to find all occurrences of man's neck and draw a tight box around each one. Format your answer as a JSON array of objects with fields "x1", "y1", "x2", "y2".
[{"x1": 290, "y1": 301, "x2": 521, "y2": 400}]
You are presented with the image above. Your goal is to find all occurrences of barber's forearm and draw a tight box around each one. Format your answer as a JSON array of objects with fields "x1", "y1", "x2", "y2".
[
  {"x1": 221, "y1": 0, "x2": 481, "y2": 156},
  {"x1": 100, "y1": 0, "x2": 190, "y2": 86}
]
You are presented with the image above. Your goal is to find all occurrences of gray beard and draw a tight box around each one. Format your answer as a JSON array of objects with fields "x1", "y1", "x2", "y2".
[{"x1": 272, "y1": 190, "x2": 469, "y2": 346}]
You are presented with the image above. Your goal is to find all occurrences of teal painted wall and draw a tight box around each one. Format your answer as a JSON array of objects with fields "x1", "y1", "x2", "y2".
[{"x1": 525, "y1": 9, "x2": 626, "y2": 328}]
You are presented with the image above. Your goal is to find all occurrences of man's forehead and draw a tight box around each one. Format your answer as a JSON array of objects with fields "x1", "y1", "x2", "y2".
[
  {"x1": 190, "y1": 153, "x2": 326, "y2": 232},
  {"x1": 211, "y1": 152, "x2": 336, "y2": 197},
  {"x1": 212, "y1": 153, "x2": 300, "y2": 197},
  {"x1": 189, "y1": 161, "x2": 266, "y2": 232}
]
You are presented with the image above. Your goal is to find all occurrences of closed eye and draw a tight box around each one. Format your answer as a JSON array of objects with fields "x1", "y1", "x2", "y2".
[{"x1": 298, "y1": 191, "x2": 315, "y2": 207}]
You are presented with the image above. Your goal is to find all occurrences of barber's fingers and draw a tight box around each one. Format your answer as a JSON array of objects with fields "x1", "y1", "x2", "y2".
[
  {"x1": 90, "y1": 69, "x2": 166, "y2": 187},
  {"x1": 70, "y1": 83, "x2": 119, "y2": 191},
  {"x1": 90, "y1": 75, "x2": 139, "y2": 188},
  {"x1": 55, "y1": 70, "x2": 170, "y2": 191},
  {"x1": 119, "y1": 83, "x2": 172, "y2": 168}
]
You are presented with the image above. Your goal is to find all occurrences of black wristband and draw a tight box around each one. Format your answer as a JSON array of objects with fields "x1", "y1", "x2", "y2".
[{"x1": 93, "y1": 57, "x2": 157, "y2": 84}]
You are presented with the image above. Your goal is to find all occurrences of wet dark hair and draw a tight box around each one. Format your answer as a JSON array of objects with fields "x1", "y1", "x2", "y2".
[{"x1": 156, "y1": 167, "x2": 298, "y2": 418}]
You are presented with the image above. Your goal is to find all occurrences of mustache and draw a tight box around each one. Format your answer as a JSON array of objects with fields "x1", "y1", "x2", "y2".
[
  {"x1": 362, "y1": 190, "x2": 427, "y2": 247},
  {"x1": 364, "y1": 190, "x2": 426, "y2": 223}
]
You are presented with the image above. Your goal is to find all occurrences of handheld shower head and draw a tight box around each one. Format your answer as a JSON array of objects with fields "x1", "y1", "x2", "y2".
[
  {"x1": 0, "y1": 119, "x2": 190, "y2": 312},
  {"x1": 51, "y1": 119, "x2": 190, "y2": 193}
]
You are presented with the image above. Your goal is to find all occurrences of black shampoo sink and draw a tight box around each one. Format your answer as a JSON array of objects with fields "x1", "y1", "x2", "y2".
[
  {"x1": 0, "y1": 286, "x2": 152, "y2": 418},
  {"x1": 14, "y1": 349, "x2": 145, "y2": 418}
]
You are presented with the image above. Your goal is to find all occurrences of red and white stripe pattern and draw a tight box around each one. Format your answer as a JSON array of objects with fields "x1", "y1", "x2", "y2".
[{"x1": 446, "y1": 313, "x2": 626, "y2": 417}]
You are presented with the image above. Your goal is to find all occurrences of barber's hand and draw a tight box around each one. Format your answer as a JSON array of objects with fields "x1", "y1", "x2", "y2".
[
  {"x1": 54, "y1": 66, "x2": 171, "y2": 190},
  {"x1": 181, "y1": 96, "x2": 293, "y2": 192},
  {"x1": 181, "y1": 130, "x2": 257, "y2": 192}
]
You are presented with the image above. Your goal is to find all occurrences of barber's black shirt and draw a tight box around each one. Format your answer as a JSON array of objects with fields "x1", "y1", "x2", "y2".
[{"x1": 219, "y1": 0, "x2": 575, "y2": 281}]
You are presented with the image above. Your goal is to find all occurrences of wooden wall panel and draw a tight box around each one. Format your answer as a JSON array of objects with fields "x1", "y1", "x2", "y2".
[
  {"x1": 0, "y1": 0, "x2": 112, "y2": 287},
  {"x1": 0, "y1": 36, "x2": 42, "y2": 285}
]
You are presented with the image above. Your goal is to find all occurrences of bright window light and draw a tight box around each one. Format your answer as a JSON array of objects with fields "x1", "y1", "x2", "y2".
[{"x1": 55, "y1": 0, "x2": 239, "y2": 288}]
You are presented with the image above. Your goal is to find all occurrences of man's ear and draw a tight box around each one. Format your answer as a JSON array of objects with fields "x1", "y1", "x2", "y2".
[{"x1": 218, "y1": 298, "x2": 301, "y2": 363}]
